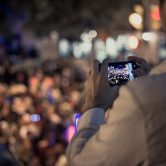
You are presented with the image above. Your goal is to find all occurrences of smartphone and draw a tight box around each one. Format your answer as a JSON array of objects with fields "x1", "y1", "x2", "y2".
[{"x1": 108, "y1": 61, "x2": 137, "y2": 86}]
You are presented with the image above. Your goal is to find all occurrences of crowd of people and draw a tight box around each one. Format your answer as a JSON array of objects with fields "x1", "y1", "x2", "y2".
[{"x1": 0, "y1": 53, "x2": 88, "y2": 166}]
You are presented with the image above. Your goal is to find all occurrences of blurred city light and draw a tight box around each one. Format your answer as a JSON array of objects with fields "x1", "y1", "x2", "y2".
[
  {"x1": 134, "y1": 5, "x2": 143, "y2": 15},
  {"x1": 106, "y1": 37, "x2": 117, "y2": 58},
  {"x1": 89, "y1": 30, "x2": 98, "y2": 38},
  {"x1": 81, "y1": 41, "x2": 92, "y2": 55},
  {"x1": 72, "y1": 42, "x2": 82, "y2": 58},
  {"x1": 142, "y1": 32, "x2": 154, "y2": 41},
  {"x1": 116, "y1": 35, "x2": 128, "y2": 50},
  {"x1": 128, "y1": 35, "x2": 139, "y2": 49},
  {"x1": 129, "y1": 13, "x2": 143, "y2": 29},
  {"x1": 59, "y1": 39, "x2": 70, "y2": 56},
  {"x1": 159, "y1": 48, "x2": 166, "y2": 60},
  {"x1": 150, "y1": 5, "x2": 161, "y2": 30},
  {"x1": 81, "y1": 30, "x2": 97, "y2": 42},
  {"x1": 150, "y1": 5, "x2": 160, "y2": 21},
  {"x1": 81, "y1": 32, "x2": 91, "y2": 42},
  {"x1": 95, "y1": 39, "x2": 107, "y2": 62}
]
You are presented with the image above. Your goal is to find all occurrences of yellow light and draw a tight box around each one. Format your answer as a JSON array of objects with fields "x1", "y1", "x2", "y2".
[
  {"x1": 129, "y1": 13, "x2": 143, "y2": 29},
  {"x1": 128, "y1": 36, "x2": 139, "y2": 49},
  {"x1": 142, "y1": 32, "x2": 157, "y2": 42},
  {"x1": 134, "y1": 5, "x2": 143, "y2": 15},
  {"x1": 142, "y1": 32, "x2": 153, "y2": 41}
]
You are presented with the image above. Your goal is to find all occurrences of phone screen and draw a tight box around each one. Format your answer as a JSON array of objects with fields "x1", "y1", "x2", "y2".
[{"x1": 108, "y1": 61, "x2": 136, "y2": 86}]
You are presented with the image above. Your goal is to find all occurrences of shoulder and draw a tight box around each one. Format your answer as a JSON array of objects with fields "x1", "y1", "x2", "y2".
[
  {"x1": 126, "y1": 59, "x2": 166, "y2": 102},
  {"x1": 149, "y1": 60, "x2": 166, "y2": 76},
  {"x1": 124, "y1": 61, "x2": 166, "y2": 164},
  {"x1": 126, "y1": 73, "x2": 166, "y2": 106}
]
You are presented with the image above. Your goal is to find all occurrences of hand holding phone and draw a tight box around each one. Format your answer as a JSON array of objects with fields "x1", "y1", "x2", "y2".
[
  {"x1": 128, "y1": 56, "x2": 150, "y2": 77},
  {"x1": 83, "y1": 58, "x2": 119, "y2": 112}
]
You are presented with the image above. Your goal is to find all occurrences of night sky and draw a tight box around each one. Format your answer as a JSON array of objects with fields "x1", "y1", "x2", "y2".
[{"x1": 0, "y1": 0, "x2": 142, "y2": 38}]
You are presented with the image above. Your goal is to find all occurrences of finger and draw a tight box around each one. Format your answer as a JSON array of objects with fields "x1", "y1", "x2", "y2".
[
  {"x1": 132, "y1": 68, "x2": 146, "y2": 77},
  {"x1": 100, "y1": 58, "x2": 110, "y2": 74},
  {"x1": 90, "y1": 59, "x2": 100, "y2": 75},
  {"x1": 128, "y1": 56, "x2": 146, "y2": 66},
  {"x1": 128, "y1": 56, "x2": 150, "y2": 74}
]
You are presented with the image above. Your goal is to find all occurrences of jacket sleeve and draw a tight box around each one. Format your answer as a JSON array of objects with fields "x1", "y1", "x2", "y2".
[{"x1": 66, "y1": 86, "x2": 147, "y2": 166}]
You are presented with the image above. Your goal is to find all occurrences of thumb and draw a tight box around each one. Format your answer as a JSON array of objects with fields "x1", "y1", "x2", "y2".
[{"x1": 100, "y1": 58, "x2": 110, "y2": 76}]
